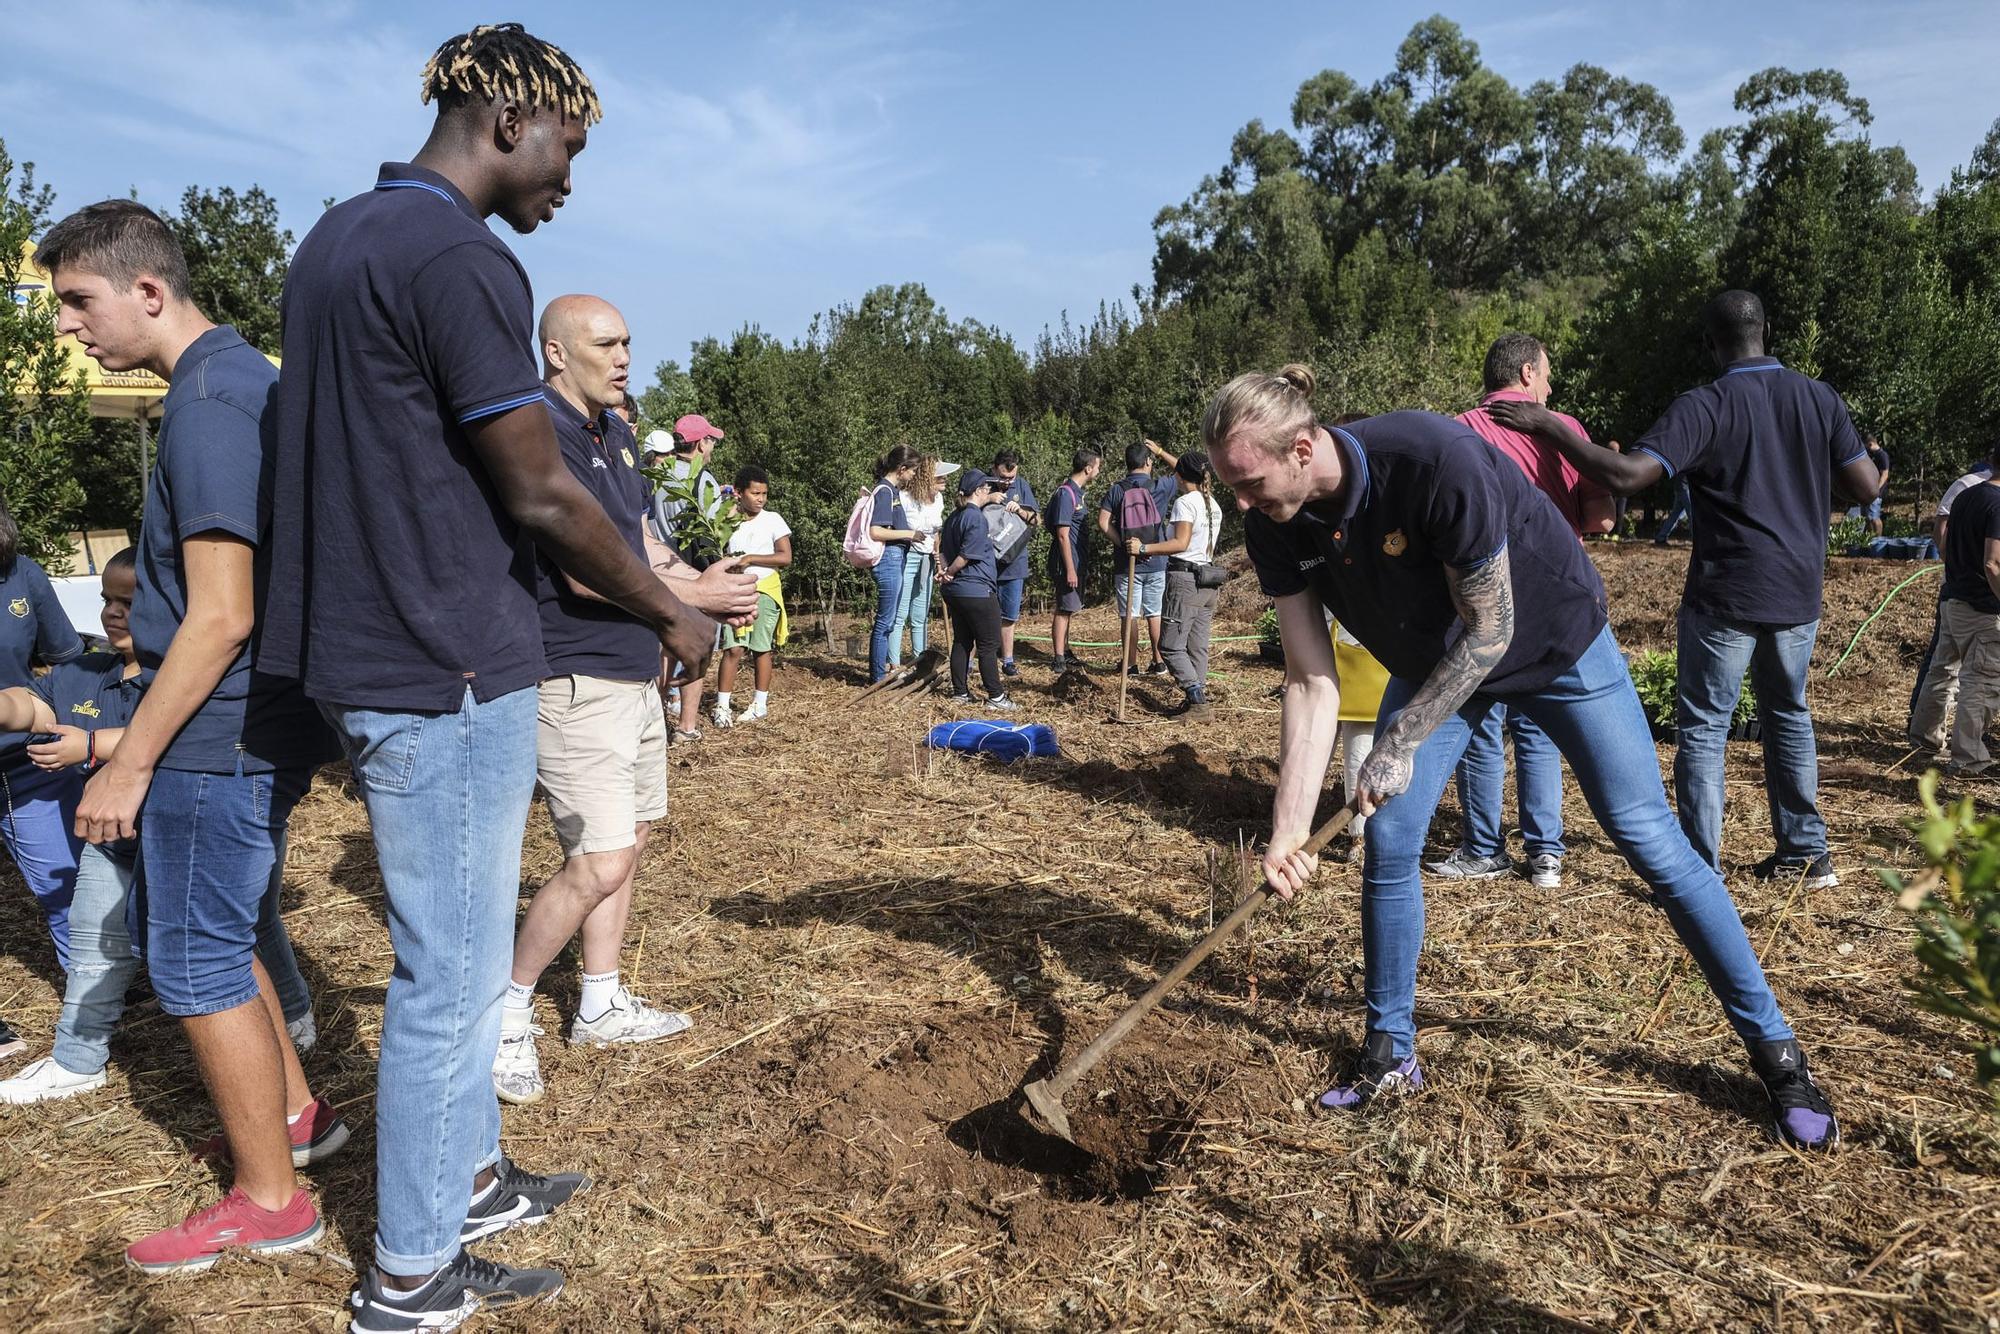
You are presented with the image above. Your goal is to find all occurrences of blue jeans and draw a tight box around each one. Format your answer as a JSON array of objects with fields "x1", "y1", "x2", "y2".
[
  {"x1": 1674, "y1": 608, "x2": 1826, "y2": 868},
  {"x1": 53, "y1": 839, "x2": 311, "y2": 1075},
  {"x1": 1655, "y1": 479, "x2": 1692, "y2": 542},
  {"x1": 1359, "y1": 625, "x2": 1791, "y2": 1058},
  {"x1": 1454, "y1": 706, "x2": 1565, "y2": 859},
  {"x1": 996, "y1": 577, "x2": 1025, "y2": 625},
  {"x1": 0, "y1": 761, "x2": 81, "y2": 968},
  {"x1": 889, "y1": 550, "x2": 933, "y2": 669},
  {"x1": 140, "y1": 764, "x2": 312, "y2": 1017},
  {"x1": 321, "y1": 685, "x2": 538, "y2": 1279},
  {"x1": 870, "y1": 546, "x2": 909, "y2": 683}
]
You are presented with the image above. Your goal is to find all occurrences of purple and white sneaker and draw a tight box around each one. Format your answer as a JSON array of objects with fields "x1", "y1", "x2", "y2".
[
  {"x1": 1752, "y1": 1039, "x2": 1839, "y2": 1150},
  {"x1": 1314, "y1": 1032, "x2": 1424, "y2": 1112}
]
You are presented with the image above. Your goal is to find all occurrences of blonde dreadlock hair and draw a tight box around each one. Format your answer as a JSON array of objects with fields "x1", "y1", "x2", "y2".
[{"x1": 421, "y1": 23, "x2": 602, "y2": 126}]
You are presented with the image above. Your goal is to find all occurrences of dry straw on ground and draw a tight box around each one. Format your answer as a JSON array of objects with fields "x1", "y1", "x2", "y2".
[{"x1": 1, "y1": 544, "x2": 1996, "y2": 1331}]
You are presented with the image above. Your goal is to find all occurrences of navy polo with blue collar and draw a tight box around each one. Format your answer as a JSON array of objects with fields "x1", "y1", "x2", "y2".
[
  {"x1": 536, "y1": 390, "x2": 661, "y2": 682},
  {"x1": 265, "y1": 162, "x2": 550, "y2": 711},
  {"x1": 1630, "y1": 355, "x2": 1867, "y2": 625},
  {"x1": 1244, "y1": 411, "x2": 1608, "y2": 694}
]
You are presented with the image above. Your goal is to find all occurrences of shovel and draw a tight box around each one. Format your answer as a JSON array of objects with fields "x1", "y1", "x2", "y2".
[{"x1": 1018, "y1": 803, "x2": 1357, "y2": 1145}]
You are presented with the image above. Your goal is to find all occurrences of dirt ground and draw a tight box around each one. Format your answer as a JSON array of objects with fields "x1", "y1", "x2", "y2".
[{"x1": 2, "y1": 542, "x2": 1997, "y2": 1332}]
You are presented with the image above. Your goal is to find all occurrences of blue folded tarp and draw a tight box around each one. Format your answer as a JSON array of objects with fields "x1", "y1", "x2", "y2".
[
  {"x1": 925, "y1": 720, "x2": 1059, "y2": 763},
  {"x1": 1844, "y1": 536, "x2": 1938, "y2": 560}
]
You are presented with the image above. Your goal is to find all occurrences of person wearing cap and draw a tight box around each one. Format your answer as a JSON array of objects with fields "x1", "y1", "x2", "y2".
[
  {"x1": 656, "y1": 413, "x2": 727, "y2": 741},
  {"x1": 937, "y1": 471, "x2": 1016, "y2": 709}
]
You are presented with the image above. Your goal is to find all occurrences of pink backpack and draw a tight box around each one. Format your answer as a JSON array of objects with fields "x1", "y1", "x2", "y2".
[{"x1": 842, "y1": 486, "x2": 887, "y2": 569}]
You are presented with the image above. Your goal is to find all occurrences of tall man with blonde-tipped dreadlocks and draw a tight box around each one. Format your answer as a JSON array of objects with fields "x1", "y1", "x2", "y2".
[{"x1": 268, "y1": 24, "x2": 755, "y2": 1331}]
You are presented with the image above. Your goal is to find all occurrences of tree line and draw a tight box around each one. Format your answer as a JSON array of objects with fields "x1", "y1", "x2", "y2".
[{"x1": 5, "y1": 16, "x2": 1997, "y2": 608}]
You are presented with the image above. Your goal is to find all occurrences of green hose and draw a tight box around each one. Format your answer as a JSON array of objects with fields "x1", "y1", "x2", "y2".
[{"x1": 1825, "y1": 564, "x2": 1941, "y2": 678}]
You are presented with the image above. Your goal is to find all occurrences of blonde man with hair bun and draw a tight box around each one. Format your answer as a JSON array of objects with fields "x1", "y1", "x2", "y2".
[{"x1": 1208, "y1": 364, "x2": 1840, "y2": 1154}]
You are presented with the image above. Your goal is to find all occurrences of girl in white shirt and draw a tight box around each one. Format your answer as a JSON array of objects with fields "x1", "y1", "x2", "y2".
[
  {"x1": 889, "y1": 457, "x2": 949, "y2": 668},
  {"x1": 1130, "y1": 452, "x2": 1225, "y2": 719}
]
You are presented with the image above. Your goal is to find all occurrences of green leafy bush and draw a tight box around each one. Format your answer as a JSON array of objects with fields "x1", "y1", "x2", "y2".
[
  {"x1": 1827, "y1": 515, "x2": 1868, "y2": 558},
  {"x1": 1625, "y1": 649, "x2": 1757, "y2": 728},
  {"x1": 1255, "y1": 607, "x2": 1281, "y2": 647},
  {"x1": 1884, "y1": 772, "x2": 2000, "y2": 1110}
]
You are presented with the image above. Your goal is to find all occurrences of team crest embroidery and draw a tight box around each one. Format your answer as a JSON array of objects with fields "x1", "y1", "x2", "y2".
[
  {"x1": 71, "y1": 700, "x2": 101, "y2": 719},
  {"x1": 1382, "y1": 530, "x2": 1408, "y2": 557},
  {"x1": 621, "y1": 448, "x2": 635, "y2": 467},
  {"x1": 6, "y1": 598, "x2": 26, "y2": 618}
]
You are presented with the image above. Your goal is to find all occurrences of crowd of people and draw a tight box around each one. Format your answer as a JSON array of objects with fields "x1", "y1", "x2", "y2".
[{"x1": 0, "y1": 17, "x2": 1990, "y2": 1333}]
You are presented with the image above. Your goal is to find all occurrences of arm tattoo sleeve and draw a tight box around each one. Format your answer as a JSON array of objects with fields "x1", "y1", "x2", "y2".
[{"x1": 1380, "y1": 548, "x2": 1516, "y2": 755}]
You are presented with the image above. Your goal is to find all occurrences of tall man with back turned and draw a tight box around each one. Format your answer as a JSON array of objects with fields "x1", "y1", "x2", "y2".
[
  {"x1": 1492, "y1": 290, "x2": 1881, "y2": 887},
  {"x1": 266, "y1": 24, "x2": 748, "y2": 1330}
]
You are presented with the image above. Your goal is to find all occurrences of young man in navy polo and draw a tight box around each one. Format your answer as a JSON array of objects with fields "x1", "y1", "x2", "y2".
[
  {"x1": 1493, "y1": 290, "x2": 1881, "y2": 887},
  {"x1": 493, "y1": 295, "x2": 711, "y2": 1107},
  {"x1": 265, "y1": 25, "x2": 748, "y2": 1329},
  {"x1": 39, "y1": 201, "x2": 344, "y2": 1271},
  {"x1": 1208, "y1": 364, "x2": 1840, "y2": 1152},
  {"x1": 988, "y1": 449, "x2": 1040, "y2": 677},
  {"x1": 1047, "y1": 447, "x2": 1102, "y2": 670}
]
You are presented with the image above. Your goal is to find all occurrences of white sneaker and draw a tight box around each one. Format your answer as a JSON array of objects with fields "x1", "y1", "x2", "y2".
[
  {"x1": 740, "y1": 703, "x2": 767, "y2": 724},
  {"x1": 711, "y1": 704, "x2": 734, "y2": 730},
  {"x1": 287, "y1": 1010, "x2": 317, "y2": 1054},
  {"x1": 568, "y1": 989, "x2": 693, "y2": 1046},
  {"x1": 492, "y1": 1024, "x2": 546, "y2": 1106},
  {"x1": 0, "y1": 1056, "x2": 107, "y2": 1105},
  {"x1": 1525, "y1": 853, "x2": 1563, "y2": 890}
]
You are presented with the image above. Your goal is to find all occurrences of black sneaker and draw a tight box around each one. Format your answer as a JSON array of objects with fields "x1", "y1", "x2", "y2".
[
  {"x1": 1001, "y1": 659, "x2": 1020, "y2": 679},
  {"x1": 1751, "y1": 1039, "x2": 1840, "y2": 1151},
  {"x1": 349, "y1": 1250, "x2": 564, "y2": 1333},
  {"x1": 1313, "y1": 1031, "x2": 1424, "y2": 1112},
  {"x1": 1145, "y1": 660, "x2": 1169, "y2": 677},
  {"x1": 460, "y1": 1155, "x2": 589, "y2": 1244},
  {"x1": 0, "y1": 1015, "x2": 24, "y2": 1060},
  {"x1": 1751, "y1": 853, "x2": 1838, "y2": 890}
]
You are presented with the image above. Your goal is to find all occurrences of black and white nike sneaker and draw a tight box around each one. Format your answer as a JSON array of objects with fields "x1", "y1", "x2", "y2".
[
  {"x1": 348, "y1": 1250, "x2": 563, "y2": 1332},
  {"x1": 460, "y1": 1154, "x2": 590, "y2": 1244}
]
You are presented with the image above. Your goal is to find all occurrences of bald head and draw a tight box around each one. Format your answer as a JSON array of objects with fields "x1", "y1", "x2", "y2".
[{"x1": 540, "y1": 294, "x2": 632, "y2": 416}]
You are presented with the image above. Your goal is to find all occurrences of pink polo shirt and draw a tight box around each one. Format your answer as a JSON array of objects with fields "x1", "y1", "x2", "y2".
[{"x1": 1456, "y1": 389, "x2": 1609, "y2": 540}]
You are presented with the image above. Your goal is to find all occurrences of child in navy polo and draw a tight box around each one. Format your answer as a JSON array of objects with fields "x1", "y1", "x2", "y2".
[{"x1": 938, "y1": 471, "x2": 1016, "y2": 709}]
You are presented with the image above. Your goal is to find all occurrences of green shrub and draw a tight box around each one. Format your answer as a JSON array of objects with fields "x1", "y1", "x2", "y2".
[
  {"x1": 1884, "y1": 772, "x2": 2000, "y2": 1111},
  {"x1": 1256, "y1": 607, "x2": 1281, "y2": 647},
  {"x1": 1827, "y1": 515, "x2": 1868, "y2": 557},
  {"x1": 1625, "y1": 648, "x2": 1757, "y2": 729}
]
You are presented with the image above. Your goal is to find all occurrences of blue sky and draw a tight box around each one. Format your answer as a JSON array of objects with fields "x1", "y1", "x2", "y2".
[{"x1": 5, "y1": 1, "x2": 1995, "y2": 376}]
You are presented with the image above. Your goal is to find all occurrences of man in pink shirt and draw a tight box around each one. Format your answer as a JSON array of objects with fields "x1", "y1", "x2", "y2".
[{"x1": 1426, "y1": 334, "x2": 1614, "y2": 891}]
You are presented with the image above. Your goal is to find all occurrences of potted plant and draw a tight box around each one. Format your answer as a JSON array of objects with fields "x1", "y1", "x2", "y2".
[
  {"x1": 1627, "y1": 649, "x2": 1760, "y2": 744},
  {"x1": 1255, "y1": 607, "x2": 1284, "y2": 664}
]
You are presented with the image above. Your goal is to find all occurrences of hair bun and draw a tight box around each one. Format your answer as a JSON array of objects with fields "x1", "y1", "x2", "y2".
[{"x1": 1276, "y1": 363, "x2": 1317, "y2": 398}]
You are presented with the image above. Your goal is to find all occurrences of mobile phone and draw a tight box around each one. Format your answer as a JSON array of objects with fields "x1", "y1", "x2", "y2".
[{"x1": 26, "y1": 733, "x2": 58, "y2": 747}]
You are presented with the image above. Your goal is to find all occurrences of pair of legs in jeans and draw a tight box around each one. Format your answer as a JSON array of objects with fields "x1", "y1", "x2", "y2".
[
  {"x1": 888, "y1": 550, "x2": 932, "y2": 670},
  {"x1": 322, "y1": 686, "x2": 541, "y2": 1281},
  {"x1": 869, "y1": 546, "x2": 910, "y2": 682},
  {"x1": 943, "y1": 592, "x2": 1004, "y2": 697},
  {"x1": 1673, "y1": 608, "x2": 1828, "y2": 869},
  {"x1": 1358, "y1": 626, "x2": 1793, "y2": 1062},
  {"x1": 1, "y1": 761, "x2": 82, "y2": 970},
  {"x1": 1451, "y1": 706, "x2": 1564, "y2": 862},
  {"x1": 1160, "y1": 568, "x2": 1217, "y2": 699}
]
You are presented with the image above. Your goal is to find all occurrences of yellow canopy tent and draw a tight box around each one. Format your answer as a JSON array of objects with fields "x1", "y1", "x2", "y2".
[{"x1": 9, "y1": 241, "x2": 279, "y2": 500}]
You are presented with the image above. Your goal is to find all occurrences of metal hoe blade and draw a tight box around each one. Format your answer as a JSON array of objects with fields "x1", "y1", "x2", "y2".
[{"x1": 1020, "y1": 1077, "x2": 1074, "y2": 1144}]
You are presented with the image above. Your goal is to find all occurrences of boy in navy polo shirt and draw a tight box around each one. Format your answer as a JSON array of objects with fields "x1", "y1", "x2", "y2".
[
  {"x1": 989, "y1": 450, "x2": 1040, "y2": 677},
  {"x1": 1210, "y1": 364, "x2": 1840, "y2": 1153},
  {"x1": 939, "y1": 471, "x2": 1016, "y2": 708},
  {"x1": 1493, "y1": 290, "x2": 1880, "y2": 888},
  {"x1": 38, "y1": 201, "x2": 344, "y2": 1272},
  {"x1": 1046, "y1": 447, "x2": 1102, "y2": 670},
  {"x1": 266, "y1": 27, "x2": 750, "y2": 1325},
  {"x1": 493, "y1": 296, "x2": 696, "y2": 1108}
]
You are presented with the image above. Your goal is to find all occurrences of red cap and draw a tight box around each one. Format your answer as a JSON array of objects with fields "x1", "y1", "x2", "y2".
[{"x1": 674, "y1": 413, "x2": 724, "y2": 445}]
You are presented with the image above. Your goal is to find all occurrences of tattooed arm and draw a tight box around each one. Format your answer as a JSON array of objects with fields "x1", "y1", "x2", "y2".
[{"x1": 1350, "y1": 548, "x2": 1516, "y2": 812}]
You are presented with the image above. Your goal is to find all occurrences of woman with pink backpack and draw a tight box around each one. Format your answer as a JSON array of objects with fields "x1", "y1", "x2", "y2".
[{"x1": 846, "y1": 445, "x2": 922, "y2": 682}]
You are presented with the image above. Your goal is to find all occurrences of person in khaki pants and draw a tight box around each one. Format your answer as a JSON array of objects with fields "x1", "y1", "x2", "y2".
[{"x1": 1911, "y1": 444, "x2": 2000, "y2": 777}]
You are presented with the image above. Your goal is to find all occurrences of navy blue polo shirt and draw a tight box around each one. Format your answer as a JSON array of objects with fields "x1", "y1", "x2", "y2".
[
  {"x1": 870, "y1": 482, "x2": 911, "y2": 552},
  {"x1": 940, "y1": 504, "x2": 998, "y2": 599},
  {"x1": 266, "y1": 163, "x2": 550, "y2": 711},
  {"x1": 32, "y1": 651, "x2": 145, "y2": 749},
  {"x1": 134, "y1": 326, "x2": 333, "y2": 773},
  {"x1": 1630, "y1": 356, "x2": 1867, "y2": 625},
  {"x1": 0, "y1": 555, "x2": 81, "y2": 761},
  {"x1": 996, "y1": 475, "x2": 1039, "y2": 582},
  {"x1": 1046, "y1": 477, "x2": 1091, "y2": 584},
  {"x1": 1942, "y1": 481, "x2": 2000, "y2": 614},
  {"x1": 1101, "y1": 472, "x2": 1176, "y2": 575},
  {"x1": 537, "y1": 390, "x2": 661, "y2": 682},
  {"x1": 1245, "y1": 413, "x2": 1609, "y2": 695}
]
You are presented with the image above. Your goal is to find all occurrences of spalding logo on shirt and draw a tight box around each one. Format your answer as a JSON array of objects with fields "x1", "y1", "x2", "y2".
[
  {"x1": 70, "y1": 700, "x2": 100, "y2": 719},
  {"x1": 6, "y1": 598, "x2": 25, "y2": 618},
  {"x1": 1382, "y1": 530, "x2": 1408, "y2": 556}
]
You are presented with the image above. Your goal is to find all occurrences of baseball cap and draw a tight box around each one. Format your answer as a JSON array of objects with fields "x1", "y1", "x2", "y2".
[
  {"x1": 674, "y1": 413, "x2": 724, "y2": 445},
  {"x1": 642, "y1": 429, "x2": 675, "y2": 456},
  {"x1": 958, "y1": 468, "x2": 991, "y2": 496}
]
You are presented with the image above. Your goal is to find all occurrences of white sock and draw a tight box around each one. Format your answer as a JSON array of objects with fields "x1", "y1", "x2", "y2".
[
  {"x1": 752, "y1": 691, "x2": 769, "y2": 710},
  {"x1": 502, "y1": 980, "x2": 534, "y2": 1033},
  {"x1": 579, "y1": 970, "x2": 619, "y2": 1021},
  {"x1": 716, "y1": 692, "x2": 732, "y2": 709}
]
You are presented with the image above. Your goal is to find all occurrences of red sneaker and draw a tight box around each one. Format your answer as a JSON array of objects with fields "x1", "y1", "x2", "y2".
[
  {"x1": 126, "y1": 1186, "x2": 323, "y2": 1273},
  {"x1": 195, "y1": 1098, "x2": 351, "y2": 1168}
]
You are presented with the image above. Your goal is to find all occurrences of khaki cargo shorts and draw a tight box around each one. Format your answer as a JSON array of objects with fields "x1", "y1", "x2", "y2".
[{"x1": 536, "y1": 674, "x2": 668, "y2": 857}]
